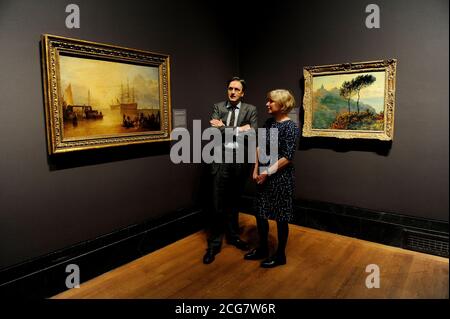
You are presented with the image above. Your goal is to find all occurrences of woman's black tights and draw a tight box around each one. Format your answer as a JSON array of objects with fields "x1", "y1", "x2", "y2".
[{"x1": 256, "y1": 217, "x2": 289, "y2": 257}]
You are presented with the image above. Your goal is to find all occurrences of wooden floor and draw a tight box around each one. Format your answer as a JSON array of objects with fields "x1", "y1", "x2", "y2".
[{"x1": 53, "y1": 214, "x2": 448, "y2": 299}]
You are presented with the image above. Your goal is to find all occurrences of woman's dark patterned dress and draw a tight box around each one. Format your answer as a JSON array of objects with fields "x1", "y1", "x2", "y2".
[{"x1": 255, "y1": 118, "x2": 300, "y2": 222}]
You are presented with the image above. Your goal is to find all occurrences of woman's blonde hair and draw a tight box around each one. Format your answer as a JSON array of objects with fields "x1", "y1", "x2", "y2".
[{"x1": 267, "y1": 89, "x2": 296, "y2": 113}]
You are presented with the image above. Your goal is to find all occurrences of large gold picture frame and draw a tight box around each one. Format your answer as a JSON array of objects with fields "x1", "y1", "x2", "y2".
[
  {"x1": 41, "y1": 34, "x2": 172, "y2": 154},
  {"x1": 302, "y1": 59, "x2": 397, "y2": 140}
]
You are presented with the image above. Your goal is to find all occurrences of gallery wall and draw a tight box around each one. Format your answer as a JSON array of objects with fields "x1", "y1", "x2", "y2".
[
  {"x1": 0, "y1": 0, "x2": 237, "y2": 269},
  {"x1": 239, "y1": 0, "x2": 449, "y2": 221},
  {"x1": 0, "y1": 0, "x2": 448, "y2": 271}
]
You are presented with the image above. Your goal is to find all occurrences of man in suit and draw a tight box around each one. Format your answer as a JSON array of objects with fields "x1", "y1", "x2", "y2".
[{"x1": 203, "y1": 77, "x2": 258, "y2": 264}]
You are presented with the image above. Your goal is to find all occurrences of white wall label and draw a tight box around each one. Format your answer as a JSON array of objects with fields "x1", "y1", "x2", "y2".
[{"x1": 173, "y1": 109, "x2": 187, "y2": 128}]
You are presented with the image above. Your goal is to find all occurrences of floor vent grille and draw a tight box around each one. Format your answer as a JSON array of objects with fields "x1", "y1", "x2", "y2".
[{"x1": 404, "y1": 229, "x2": 449, "y2": 257}]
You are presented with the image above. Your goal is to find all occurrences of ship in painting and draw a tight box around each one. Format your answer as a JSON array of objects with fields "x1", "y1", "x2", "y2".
[
  {"x1": 62, "y1": 84, "x2": 104, "y2": 125},
  {"x1": 110, "y1": 80, "x2": 161, "y2": 130},
  {"x1": 110, "y1": 81, "x2": 138, "y2": 117}
]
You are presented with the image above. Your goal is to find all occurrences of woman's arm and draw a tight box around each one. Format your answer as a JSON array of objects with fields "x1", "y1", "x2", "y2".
[
  {"x1": 253, "y1": 147, "x2": 260, "y2": 181},
  {"x1": 256, "y1": 157, "x2": 291, "y2": 184},
  {"x1": 267, "y1": 157, "x2": 291, "y2": 175}
]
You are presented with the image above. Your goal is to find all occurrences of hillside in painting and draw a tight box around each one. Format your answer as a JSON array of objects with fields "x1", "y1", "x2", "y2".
[{"x1": 312, "y1": 85, "x2": 383, "y2": 130}]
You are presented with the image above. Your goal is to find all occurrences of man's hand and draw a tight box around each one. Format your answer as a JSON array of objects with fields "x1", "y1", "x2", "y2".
[
  {"x1": 210, "y1": 119, "x2": 224, "y2": 127},
  {"x1": 238, "y1": 124, "x2": 251, "y2": 132}
]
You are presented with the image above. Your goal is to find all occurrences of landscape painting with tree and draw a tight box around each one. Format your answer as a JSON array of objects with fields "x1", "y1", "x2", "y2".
[{"x1": 302, "y1": 59, "x2": 397, "y2": 140}]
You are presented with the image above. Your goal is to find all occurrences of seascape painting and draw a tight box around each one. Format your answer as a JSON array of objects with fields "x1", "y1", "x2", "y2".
[
  {"x1": 42, "y1": 34, "x2": 172, "y2": 154},
  {"x1": 59, "y1": 55, "x2": 162, "y2": 139}
]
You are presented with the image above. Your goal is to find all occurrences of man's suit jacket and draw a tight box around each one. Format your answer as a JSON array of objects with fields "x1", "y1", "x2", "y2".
[
  {"x1": 211, "y1": 101, "x2": 258, "y2": 132},
  {"x1": 210, "y1": 101, "x2": 258, "y2": 175}
]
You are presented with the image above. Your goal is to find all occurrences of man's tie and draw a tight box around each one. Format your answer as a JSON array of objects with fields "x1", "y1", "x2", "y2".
[
  {"x1": 229, "y1": 106, "x2": 236, "y2": 127},
  {"x1": 228, "y1": 106, "x2": 238, "y2": 145}
]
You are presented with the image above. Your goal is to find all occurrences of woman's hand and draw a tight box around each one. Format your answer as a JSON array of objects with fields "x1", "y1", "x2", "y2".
[{"x1": 256, "y1": 172, "x2": 268, "y2": 185}]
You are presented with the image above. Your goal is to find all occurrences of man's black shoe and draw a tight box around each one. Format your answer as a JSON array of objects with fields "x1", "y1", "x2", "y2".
[
  {"x1": 244, "y1": 248, "x2": 269, "y2": 260},
  {"x1": 203, "y1": 248, "x2": 220, "y2": 264},
  {"x1": 227, "y1": 238, "x2": 249, "y2": 251},
  {"x1": 260, "y1": 255, "x2": 286, "y2": 268}
]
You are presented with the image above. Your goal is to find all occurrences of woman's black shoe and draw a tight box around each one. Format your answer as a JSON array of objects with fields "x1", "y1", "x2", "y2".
[
  {"x1": 260, "y1": 255, "x2": 286, "y2": 268},
  {"x1": 244, "y1": 248, "x2": 269, "y2": 260}
]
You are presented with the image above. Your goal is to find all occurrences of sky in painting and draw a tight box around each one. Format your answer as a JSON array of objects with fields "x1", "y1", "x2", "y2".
[
  {"x1": 313, "y1": 71, "x2": 386, "y2": 113},
  {"x1": 59, "y1": 55, "x2": 160, "y2": 110}
]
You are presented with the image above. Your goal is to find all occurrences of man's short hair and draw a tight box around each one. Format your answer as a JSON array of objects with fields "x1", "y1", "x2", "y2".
[{"x1": 227, "y1": 77, "x2": 247, "y2": 92}]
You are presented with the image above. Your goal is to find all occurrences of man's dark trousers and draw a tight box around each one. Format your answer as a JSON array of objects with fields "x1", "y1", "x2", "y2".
[{"x1": 208, "y1": 158, "x2": 250, "y2": 251}]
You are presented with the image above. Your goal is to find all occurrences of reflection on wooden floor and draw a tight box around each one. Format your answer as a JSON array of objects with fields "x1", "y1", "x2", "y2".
[{"x1": 53, "y1": 213, "x2": 448, "y2": 299}]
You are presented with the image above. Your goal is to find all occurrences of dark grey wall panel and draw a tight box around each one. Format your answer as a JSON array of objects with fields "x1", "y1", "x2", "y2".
[
  {"x1": 239, "y1": 0, "x2": 449, "y2": 221},
  {"x1": 0, "y1": 0, "x2": 237, "y2": 268}
]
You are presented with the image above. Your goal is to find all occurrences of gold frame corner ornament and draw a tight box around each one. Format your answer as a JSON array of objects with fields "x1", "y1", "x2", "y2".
[
  {"x1": 41, "y1": 34, "x2": 172, "y2": 154},
  {"x1": 302, "y1": 59, "x2": 397, "y2": 141}
]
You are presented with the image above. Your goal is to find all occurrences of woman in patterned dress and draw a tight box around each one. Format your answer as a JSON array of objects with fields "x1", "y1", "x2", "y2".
[{"x1": 244, "y1": 89, "x2": 300, "y2": 268}]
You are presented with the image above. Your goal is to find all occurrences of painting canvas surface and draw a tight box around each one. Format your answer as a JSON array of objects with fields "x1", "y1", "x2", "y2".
[
  {"x1": 312, "y1": 71, "x2": 386, "y2": 131},
  {"x1": 59, "y1": 55, "x2": 161, "y2": 139}
]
